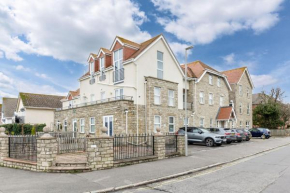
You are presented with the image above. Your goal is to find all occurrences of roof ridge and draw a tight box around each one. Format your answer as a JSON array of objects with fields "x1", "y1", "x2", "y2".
[
  {"x1": 222, "y1": 66, "x2": 247, "y2": 73},
  {"x1": 116, "y1": 36, "x2": 141, "y2": 47},
  {"x1": 19, "y1": 92, "x2": 65, "y2": 97}
]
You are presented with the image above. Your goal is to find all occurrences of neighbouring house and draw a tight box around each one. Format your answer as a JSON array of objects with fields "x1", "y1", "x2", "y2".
[
  {"x1": 181, "y1": 61, "x2": 236, "y2": 128},
  {"x1": 0, "y1": 104, "x2": 2, "y2": 124},
  {"x1": 223, "y1": 67, "x2": 254, "y2": 129},
  {"x1": 55, "y1": 34, "x2": 254, "y2": 136},
  {"x1": 252, "y1": 93, "x2": 264, "y2": 110},
  {"x1": 1, "y1": 98, "x2": 18, "y2": 124},
  {"x1": 15, "y1": 92, "x2": 65, "y2": 128}
]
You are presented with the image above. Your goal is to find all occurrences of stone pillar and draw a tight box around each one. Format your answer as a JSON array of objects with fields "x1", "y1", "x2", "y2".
[
  {"x1": 87, "y1": 136, "x2": 114, "y2": 170},
  {"x1": 0, "y1": 127, "x2": 9, "y2": 166},
  {"x1": 36, "y1": 127, "x2": 57, "y2": 171},
  {"x1": 177, "y1": 134, "x2": 185, "y2": 156},
  {"x1": 153, "y1": 128, "x2": 165, "y2": 159}
]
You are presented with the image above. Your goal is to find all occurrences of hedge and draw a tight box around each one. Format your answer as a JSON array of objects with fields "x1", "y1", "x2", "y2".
[{"x1": 1, "y1": 123, "x2": 46, "y2": 135}]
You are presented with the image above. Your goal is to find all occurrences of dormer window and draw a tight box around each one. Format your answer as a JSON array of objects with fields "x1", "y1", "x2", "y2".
[
  {"x1": 90, "y1": 61, "x2": 95, "y2": 75},
  {"x1": 114, "y1": 49, "x2": 123, "y2": 70},
  {"x1": 100, "y1": 57, "x2": 105, "y2": 71}
]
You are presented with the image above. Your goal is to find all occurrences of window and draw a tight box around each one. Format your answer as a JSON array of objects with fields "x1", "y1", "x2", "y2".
[
  {"x1": 157, "y1": 51, "x2": 163, "y2": 79},
  {"x1": 209, "y1": 93, "x2": 214, "y2": 105},
  {"x1": 154, "y1": 87, "x2": 161, "y2": 105},
  {"x1": 239, "y1": 103, "x2": 242, "y2": 114},
  {"x1": 99, "y1": 57, "x2": 105, "y2": 71},
  {"x1": 246, "y1": 121, "x2": 250, "y2": 129},
  {"x1": 168, "y1": 117, "x2": 175, "y2": 133},
  {"x1": 217, "y1": 121, "x2": 220, "y2": 128},
  {"x1": 217, "y1": 77, "x2": 221, "y2": 87},
  {"x1": 90, "y1": 61, "x2": 95, "y2": 75},
  {"x1": 209, "y1": 75, "x2": 213, "y2": 85},
  {"x1": 80, "y1": 118, "x2": 85, "y2": 133},
  {"x1": 114, "y1": 49, "x2": 123, "y2": 70},
  {"x1": 168, "y1": 90, "x2": 174, "y2": 106},
  {"x1": 115, "y1": 88, "x2": 123, "y2": 100},
  {"x1": 210, "y1": 118, "x2": 213, "y2": 127},
  {"x1": 247, "y1": 103, "x2": 250, "y2": 115},
  {"x1": 200, "y1": 118, "x2": 204, "y2": 127},
  {"x1": 240, "y1": 121, "x2": 242, "y2": 128},
  {"x1": 63, "y1": 120, "x2": 67, "y2": 132},
  {"x1": 199, "y1": 92, "x2": 204, "y2": 104},
  {"x1": 239, "y1": 85, "x2": 243, "y2": 96},
  {"x1": 90, "y1": 94, "x2": 95, "y2": 102},
  {"x1": 57, "y1": 121, "x2": 60, "y2": 131},
  {"x1": 101, "y1": 91, "x2": 106, "y2": 101},
  {"x1": 247, "y1": 87, "x2": 250, "y2": 98},
  {"x1": 154, "y1": 116, "x2": 161, "y2": 132},
  {"x1": 231, "y1": 121, "x2": 234, "y2": 128},
  {"x1": 90, "y1": 117, "x2": 95, "y2": 133},
  {"x1": 184, "y1": 118, "x2": 189, "y2": 126},
  {"x1": 220, "y1": 96, "x2": 224, "y2": 106}
]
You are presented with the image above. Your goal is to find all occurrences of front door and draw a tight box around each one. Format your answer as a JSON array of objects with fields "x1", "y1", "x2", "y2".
[
  {"x1": 73, "y1": 120, "x2": 77, "y2": 138},
  {"x1": 103, "y1": 116, "x2": 114, "y2": 136}
]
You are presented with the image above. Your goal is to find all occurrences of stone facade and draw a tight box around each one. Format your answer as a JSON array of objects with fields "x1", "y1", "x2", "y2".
[
  {"x1": 190, "y1": 72, "x2": 231, "y2": 128},
  {"x1": 177, "y1": 135, "x2": 186, "y2": 156},
  {"x1": 0, "y1": 136, "x2": 8, "y2": 165},
  {"x1": 153, "y1": 134, "x2": 166, "y2": 159},
  {"x1": 37, "y1": 137, "x2": 57, "y2": 171},
  {"x1": 87, "y1": 137, "x2": 114, "y2": 170},
  {"x1": 229, "y1": 73, "x2": 253, "y2": 129},
  {"x1": 2, "y1": 158, "x2": 37, "y2": 171}
]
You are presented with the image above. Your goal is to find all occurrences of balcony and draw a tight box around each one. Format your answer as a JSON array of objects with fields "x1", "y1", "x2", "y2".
[
  {"x1": 58, "y1": 95, "x2": 133, "y2": 111},
  {"x1": 113, "y1": 68, "x2": 124, "y2": 83},
  {"x1": 183, "y1": 102, "x2": 193, "y2": 110}
]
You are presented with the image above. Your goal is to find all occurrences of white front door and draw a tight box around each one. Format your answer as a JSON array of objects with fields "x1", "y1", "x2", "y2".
[
  {"x1": 73, "y1": 120, "x2": 77, "y2": 137},
  {"x1": 103, "y1": 116, "x2": 114, "y2": 136}
]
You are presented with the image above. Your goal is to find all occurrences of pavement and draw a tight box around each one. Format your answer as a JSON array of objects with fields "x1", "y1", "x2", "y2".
[
  {"x1": 0, "y1": 137, "x2": 290, "y2": 193},
  {"x1": 123, "y1": 140, "x2": 290, "y2": 193}
]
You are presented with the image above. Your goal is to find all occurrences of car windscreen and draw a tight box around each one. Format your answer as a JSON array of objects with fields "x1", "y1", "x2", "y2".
[{"x1": 200, "y1": 128, "x2": 210, "y2": 133}]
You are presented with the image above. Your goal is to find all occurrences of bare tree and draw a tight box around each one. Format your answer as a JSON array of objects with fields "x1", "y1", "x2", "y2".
[{"x1": 281, "y1": 104, "x2": 290, "y2": 129}]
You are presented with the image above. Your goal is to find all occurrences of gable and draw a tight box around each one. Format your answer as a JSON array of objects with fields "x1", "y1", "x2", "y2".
[{"x1": 238, "y1": 69, "x2": 254, "y2": 89}]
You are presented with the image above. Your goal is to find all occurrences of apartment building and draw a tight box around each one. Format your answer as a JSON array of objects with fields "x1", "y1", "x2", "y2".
[{"x1": 55, "y1": 34, "x2": 253, "y2": 136}]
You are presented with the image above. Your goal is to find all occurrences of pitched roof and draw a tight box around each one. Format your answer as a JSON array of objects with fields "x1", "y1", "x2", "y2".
[
  {"x1": 101, "y1": 47, "x2": 111, "y2": 54},
  {"x1": 252, "y1": 93, "x2": 264, "y2": 105},
  {"x1": 222, "y1": 67, "x2": 247, "y2": 84},
  {"x1": 19, "y1": 93, "x2": 64, "y2": 109},
  {"x1": 181, "y1": 60, "x2": 220, "y2": 78},
  {"x1": 90, "y1": 53, "x2": 97, "y2": 58},
  {"x1": 80, "y1": 71, "x2": 90, "y2": 79},
  {"x1": 2, "y1": 97, "x2": 18, "y2": 117},
  {"x1": 216, "y1": 106, "x2": 234, "y2": 120},
  {"x1": 69, "y1": 89, "x2": 80, "y2": 98},
  {"x1": 116, "y1": 36, "x2": 141, "y2": 48}
]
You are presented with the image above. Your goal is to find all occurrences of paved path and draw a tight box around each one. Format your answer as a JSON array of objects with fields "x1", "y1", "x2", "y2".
[
  {"x1": 124, "y1": 141, "x2": 290, "y2": 193},
  {"x1": 0, "y1": 137, "x2": 290, "y2": 193}
]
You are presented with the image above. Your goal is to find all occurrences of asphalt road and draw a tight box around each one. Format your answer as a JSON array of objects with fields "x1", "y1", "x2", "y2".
[{"x1": 121, "y1": 144, "x2": 290, "y2": 193}]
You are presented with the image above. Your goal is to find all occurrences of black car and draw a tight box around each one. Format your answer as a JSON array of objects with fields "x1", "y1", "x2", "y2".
[
  {"x1": 231, "y1": 129, "x2": 243, "y2": 142},
  {"x1": 250, "y1": 128, "x2": 271, "y2": 139}
]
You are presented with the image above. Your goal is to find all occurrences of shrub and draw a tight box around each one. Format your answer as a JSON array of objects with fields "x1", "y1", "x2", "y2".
[{"x1": 1, "y1": 123, "x2": 46, "y2": 135}]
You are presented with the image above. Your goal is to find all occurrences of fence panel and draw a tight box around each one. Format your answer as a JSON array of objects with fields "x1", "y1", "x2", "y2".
[
  {"x1": 114, "y1": 134, "x2": 154, "y2": 161},
  {"x1": 8, "y1": 135, "x2": 37, "y2": 162},
  {"x1": 165, "y1": 134, "x2": 177, "y2": 155},
  {"x1": 57, "y1": 137, "x2": 87, "y2": 154}
]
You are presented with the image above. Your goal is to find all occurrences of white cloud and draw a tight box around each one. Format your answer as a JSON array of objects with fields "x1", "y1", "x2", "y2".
[
  {"x1": 0, "y1": 72, "x2": 13, "y2": 85},
  {"x1": 0, "y1": 0, "x2": 151, "y2": 64},
  {"x1": 168, "y1": 41, "x2": 192, "y2": 61},
  {"x1": 152, "y1": 0, "x2": 283, "y2": 45},
  {"x1": 14, "y1": 65, "x2": 30, "y2": 72},
  {"x1": 0, "y1": 90, "x2": 17, "y2": 99},
  {"x1": 251, "y1": 74, "x2": 278, "y2": 88},
  {"x1": 222, "y1": 53, "x2": 235, "y2": 65},
  {"x1": 35, "y1": 73, "x2": 48, "y2": 79},
  {"x1": 0, "y1": 51, "x2": 3, "y2": 58}
]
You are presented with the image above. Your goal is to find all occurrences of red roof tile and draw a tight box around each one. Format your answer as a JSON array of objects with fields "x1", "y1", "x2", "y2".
[
  {"x1": 222, "y1": 67, "x2": 246, "y2": 84},
  {"x1": 216, "y1": 106, "x2": 233, "y2": 120},
  {"x1": 181, "y1": 61, "x2": 220, "y2": 78}
]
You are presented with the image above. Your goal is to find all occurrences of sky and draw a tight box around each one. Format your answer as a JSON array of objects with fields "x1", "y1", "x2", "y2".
[{"x1": 0, "y1": 0, "x2": 290, "y2": 103}]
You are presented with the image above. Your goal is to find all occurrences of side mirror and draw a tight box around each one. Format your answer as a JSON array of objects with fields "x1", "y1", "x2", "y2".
[{"x1": 198, "y1": 130, "x2": 203, "y2": 134}]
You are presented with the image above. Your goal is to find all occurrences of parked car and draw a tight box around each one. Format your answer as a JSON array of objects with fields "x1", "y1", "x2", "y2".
[
  {"x1": 249, "y1": 128, "x2": 271, "y2": 139},
  {"x1": 236, "y1": 129, "x2": 248, "y2": 141},
  {"x1": 208, "y1": 128, "x2": 235, "y2": 144},
  {"x1": 178, "y1": 127, "x2": 226, "y2": 147},
  {"x1": 231, "y1": 129, "x2": 243, "y2": 142},
  {"x1": 241, "y1": 129, "x2": 251, "y2": 141}
]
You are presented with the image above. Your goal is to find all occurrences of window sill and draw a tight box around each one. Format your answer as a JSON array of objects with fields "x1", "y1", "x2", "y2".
[
  {"x1": 114, "y1": 80, "x2": 124, "y2": 85},
  {"x1": 154, "y1": 104, "x2": 161, "y2": 106}
]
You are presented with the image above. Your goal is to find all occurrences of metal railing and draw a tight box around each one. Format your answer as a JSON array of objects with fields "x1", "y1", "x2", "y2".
[
  {"x1": 113, "y1": 68, "x2": 124, "y2": 83},
  {"x1": 113, "y1": 134, "x2": 154, "y2": 161},
  {"x1": 183, "y1": 102, "x2": 193, "y2": 110},
  {"x1": 165, "y1": 133, "x2": 177, "y2": 155},
  {"x1": 57, "y1": 137, "x2": 87, "y2": 154},
  {"x1": 8, "y1": 135, "x2": 37, "y2": 162},
  {"x1": 58, "y1": 95, "x2": 133, "y2": 111}
]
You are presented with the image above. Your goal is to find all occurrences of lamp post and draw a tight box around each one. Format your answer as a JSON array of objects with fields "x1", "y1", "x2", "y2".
[{"x1": 185, "y1": 45, "x2": 193, "y2": 157}]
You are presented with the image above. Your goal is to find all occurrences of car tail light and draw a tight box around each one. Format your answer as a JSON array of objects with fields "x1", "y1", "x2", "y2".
[
  {"x1": 225, "y1": 133, "x2": 230, "y2": 135},
  {"x1": 244, "y1": 133, "x2": 248, "y2": 135},
  {"x1": 236, "y1": 133, "x2": 240, "y2": 136}
]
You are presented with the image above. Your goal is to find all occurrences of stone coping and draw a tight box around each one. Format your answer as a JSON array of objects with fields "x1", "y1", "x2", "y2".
[
  {"x1": 114, "y1": 155, "x2": 158, "y2": 164},
  {"x1": 36, "y1": 137, "x2": 57, "y2": 140},
  {"x1": 145, "y1": 76, "x2": 179, "y2": 84},
  {"x1": 87, "y1": 137, "x2": 114, "y2": 139},
  {"x1": 3, "y1": 158, "x2": 37, "y2": 165}
]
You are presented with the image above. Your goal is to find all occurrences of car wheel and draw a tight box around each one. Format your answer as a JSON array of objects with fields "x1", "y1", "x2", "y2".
[
  {"x1": 205, "y1": 138, "x2": 214, "y2": 147},
  {"x1": 237, "y1": 140, "x2": 242, "y2": 143},
  {"x1": 261, "y1": 134, "x2": 266, "y2": 139},
  {"x1": 216, "y1": 144, "x2": 222, "y2": 146},
  {"x1": 266, "y1": 136, "x2": 270, "y2": 139},
  {"x1": 226, "y1": 141, "x2": 232, "y2": 144}
]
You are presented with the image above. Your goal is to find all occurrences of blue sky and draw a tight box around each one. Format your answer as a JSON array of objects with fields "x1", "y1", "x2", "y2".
[{"x1": 0, "y1": 0, "x2": 290, "y2": 103}]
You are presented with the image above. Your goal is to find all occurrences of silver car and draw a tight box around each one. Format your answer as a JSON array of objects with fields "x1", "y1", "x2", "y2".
[
  {"x1": 178, "y1": 127, "x2": 226, "y2": 147},
  {"x1": 208, "y1": 128, "x2": 236, "y2": 144}
]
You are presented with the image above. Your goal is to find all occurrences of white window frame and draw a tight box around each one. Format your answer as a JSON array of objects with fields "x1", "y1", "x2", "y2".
[
  {"x1": 199, "y1": 92, "x2": 204, "y2": 104},
  {"x1": 99, "y1": 57, "x2": 105, "y2": 71},
  {"x1": 168, "y1": 116, "x2": 175, "y2": 133},
  {"x1": 90, "y1": 117, "x2": 96, "y2": 133},
  {"x1": 200, "y1": 118, "x2": 204, "y2": 128},
  {"x1": 210, "y1": 118, "x2": 213, "y2": 127},
  {"x1": 246, "y1": 121, "x2": 250, "y2": 129},
  {"x1": 115, "y1": 88, "x2": 123, "y2": 100},
  {"x1": 184, "y1": 118, "x2": 189, "y2": 126},
  {"x1": 63, "y1": 120, "x2": 67, "y2": 132},
  {"x1": 217, "y1": 77, "x2": 221, "y2": 87},
  {"x1": 239, "y1": 103, "x2": 243, "y2": 114},
  {"x1": 247, "y1": 103, "x2": 250, "y2": 115},
  {"x1": 80, "y1": 118, "x2": 85, "y2": 133},
  {"x1": 154, "y1": 115, "x2": 161, "y2": 132},
  {"x1": 209, "y1": 93, "x2": 214, "y2": 105},
  {"x1": 240, "y1": 121, "x2": 242, "y2": 128},
  {"x1": 168, "y1": 90, "x2": 174, "y2": 107},
  {"x1": 113, "y1": 48, "x2": 123, "y2": 70},
  {"x1": 247, "y1": 87, "x2": 250, "y2": 98},
  {"x1": 101, "y1": 91, "x2": 106, "y2": 102},
  {"x1": 231, "y1": 121, "x2": 234, "y2": 128},
  {"x1": 239, "y1": 85, "x2": 243, "y2": 96},
  {"x1": 56, "y1": 120, "x2": 60, "y2": 131},
  {"x1": 220, "y1": 96, "x2": 224, "y2": 106},
  {"x1": 157, "y1": 51, "x2": 163, "y2": 79},
  {"x1": 90, "y1": 61, "x2": 95, "y2": 75},
  {"x1": 209, "y1": 75, "x2": 213, "y2": 85},
  {"x1": 154, "y1": 87, "x2": 161, "y2": 105}
]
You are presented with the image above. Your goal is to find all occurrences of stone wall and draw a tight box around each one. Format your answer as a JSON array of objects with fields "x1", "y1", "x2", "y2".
[
  {"x1": 37, "y1": 136, "x2": 57, "y2": 171},
  {"x1": 0, "y1": 135, "x2": 8, "y2": 165},
  {"x1": 2, "y1": 158, "x2": 37, "y2": 171},
  {"x1": 191, "y1": 72, "x2": 231, "y2": 128}
]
